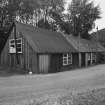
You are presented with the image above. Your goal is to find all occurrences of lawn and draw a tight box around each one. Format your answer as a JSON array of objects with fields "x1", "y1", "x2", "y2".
[{"x1": 0, "y1": 64, "x2": 105, "y2": 104}]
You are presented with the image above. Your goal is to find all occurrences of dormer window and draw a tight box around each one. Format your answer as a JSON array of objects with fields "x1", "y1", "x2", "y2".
[{"x1": 9, "y1": 38, "x2": 22, "y2": 53}]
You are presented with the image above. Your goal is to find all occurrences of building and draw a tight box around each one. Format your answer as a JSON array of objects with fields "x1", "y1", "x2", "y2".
[
  {"x1": 0, "y1": 22, "x2": 76, "y2": 73},
  {"x1": 91, "y1": 28, "x2": 105, "y2": 47},
  {"x1": 0, "y1": 22, "x2": 105, "y2": 74},
  {"x1": 64, "y1": 35, "x2": 105, "y2": 68}
]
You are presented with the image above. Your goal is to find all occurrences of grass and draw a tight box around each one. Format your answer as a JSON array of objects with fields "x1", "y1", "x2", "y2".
[
  {"x1": 0, "y1": 64, "x2": 105, "y2": 104},
  {"x1": 22, "y1": 88, "x2": 105, "y2": 105},
  {"x1": 9, "y1": 88, "x2": 105, "y2": 105},
  {"x1": 0, "y1": 66, "x2": 27, "y2": 77}
]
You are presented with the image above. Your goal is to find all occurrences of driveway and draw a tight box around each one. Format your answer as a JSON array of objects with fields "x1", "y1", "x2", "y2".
[{"x1": 0, "y1": 64, "x2": 105, "y2": 104}]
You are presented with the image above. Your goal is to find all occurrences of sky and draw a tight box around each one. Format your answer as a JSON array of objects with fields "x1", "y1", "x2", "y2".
[{"x1": 65, "y1": 0, "x2": 105, "y2": 32}]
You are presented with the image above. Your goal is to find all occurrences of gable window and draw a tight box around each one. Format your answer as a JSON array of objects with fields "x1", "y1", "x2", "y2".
[
  {"x1": 63, "y1": 53, "x2": 72, "y2": 66},
  {"x1": 9, "y1": 38, "x2": 22, "y2": 53}
]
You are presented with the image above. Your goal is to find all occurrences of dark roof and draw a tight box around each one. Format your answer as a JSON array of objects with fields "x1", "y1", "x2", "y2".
[
  {"x1": 16, "y1": 22, "x2": 76, "y2": 53},
  {"x1": 97, "y1": 28, "x2": 105, "y2": 41},
  {"x1": 64, "y1": 35, "x2": 105, "y2": 52},
  {"x1": 91, "y1": 28, "x2": 105, "y2": 46},
  {"x1": 91, "y1": 28, "x2": 105, "y2": 41}
]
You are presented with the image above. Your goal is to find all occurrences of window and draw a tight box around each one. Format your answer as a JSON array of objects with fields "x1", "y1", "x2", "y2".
[
  {"x1": 16, "y1": 38, "x2": 22, "y2": 53},
  {"x1": 63, "y1": 53, "x2": 72, "y2": 66},
  {"x1": 92, "y1": 53, "x2": 96, "y2": 62},
  {"x1": 9, "y1": 38, "x2": 22, "y2": 53},
  {"x1": 87, "y1": 53, "x2": 91, "y2": 61}
]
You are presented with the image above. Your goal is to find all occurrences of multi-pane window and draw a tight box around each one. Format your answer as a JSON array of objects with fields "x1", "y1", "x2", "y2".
[
  {"x1": 63, "y1": 53, "x2": 72, "y2": 66},
  {"x1": 87, "y1": 53, "x2": 91, "y2": 61},
  {"x1": 9, "y1": 38, "x2": 22, "y2": 53},
  {"x1": 87, "y1": 53, "x2": 96, "y2": 64},
  {"x1": 92, "y1": 53, "x2": 96, "y2": 62}
]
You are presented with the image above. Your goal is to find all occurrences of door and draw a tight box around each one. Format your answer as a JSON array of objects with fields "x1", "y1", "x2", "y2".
[
  {"x1": 39, "y1": 55, "x2": 50, "y2": 73},
  {"x1": 81, "y1": 53, "x2": 85, "y2": 67}
]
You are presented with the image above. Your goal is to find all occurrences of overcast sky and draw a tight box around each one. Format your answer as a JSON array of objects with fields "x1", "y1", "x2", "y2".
[{"x1": 65, "y1": 0, "x2": 105, "y2": 31}]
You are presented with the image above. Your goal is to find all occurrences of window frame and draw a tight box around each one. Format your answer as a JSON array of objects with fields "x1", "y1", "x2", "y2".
[
  {"x1": 9, "y1": 38, "x2": 23, "y2": 54},
  {"x1": 92, "y1": 53, "x2": 96, "y2": 62},
  {"x1": 63, "y1": 53, "x2": 72, "y2": 66},
  {"x1": 87, "y1": 53, "x2": 91, "y2": 61}
]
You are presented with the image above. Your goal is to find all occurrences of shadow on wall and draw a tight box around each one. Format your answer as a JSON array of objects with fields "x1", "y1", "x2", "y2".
[{"x1": 97, "y1": 53, "x2": 105, "y2": 64}]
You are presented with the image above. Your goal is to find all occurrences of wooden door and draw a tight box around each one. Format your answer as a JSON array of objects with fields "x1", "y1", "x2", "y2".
[
  {"x1": 81, "y1": 53, "x2": 85, "y2": 67},
  {"x1": 39, "y1": 55, "x2": 50, "y2": 73}
]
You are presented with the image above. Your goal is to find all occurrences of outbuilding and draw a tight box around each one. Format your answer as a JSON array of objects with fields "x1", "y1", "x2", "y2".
[
  {"x1": 0, "y1": 22, "x2": 105, "y2": 74},
  {"x1": 0, "y1": 22, "x2": 76, "y2": 73},
  {"x1": 64, "y1": 35, "x2": 105, "y2": 68}
]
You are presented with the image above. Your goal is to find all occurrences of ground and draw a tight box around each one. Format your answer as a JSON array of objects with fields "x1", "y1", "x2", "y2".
[{"x1": 0, "y1": 64, "x2": 105, "y2": 104}]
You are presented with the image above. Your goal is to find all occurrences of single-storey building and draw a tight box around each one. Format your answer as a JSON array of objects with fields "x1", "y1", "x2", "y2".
[
  {"x1": 0, "y1": 22, "x2": 105, "y2": 74},
  {"x1": 91, "y1": 28, "x2": 105, "y2": 64},
  {"x1": 64, "y1": 35, "x2": 105, "y2": 68},
  {"x1": 0, "y1": 22, "x2": 77, "y2": 73},
  {"x1": 91, "y1": 28, "x2": 105, "y2": 47}
]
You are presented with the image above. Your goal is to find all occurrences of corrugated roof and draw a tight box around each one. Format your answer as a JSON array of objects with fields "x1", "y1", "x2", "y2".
[
  {"x1": 64, "y1": 35, "x2": 105, "y2": 52},
  {"x1": 15, "y1": 22, "x2": 76, "y2": 53}
]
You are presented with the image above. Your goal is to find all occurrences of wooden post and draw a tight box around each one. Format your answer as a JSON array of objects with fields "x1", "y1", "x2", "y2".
[
  {"x1": 79, "y1": 52, "x2": 81, "y2": 67},
  {"x1": 90, "y1": 53, "x2": 93, "y2": 65},
  {"x1": 85, "y1": 53, "x2": 88, "y2": 67},
  {"x1": 96, "y1": 26, "x2": 98, "y2": 64},
  {"x1": 78, "y1": 32, "x2": 81, "y2": 68}
]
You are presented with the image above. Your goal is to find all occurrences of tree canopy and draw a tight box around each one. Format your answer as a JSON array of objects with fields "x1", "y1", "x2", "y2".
[
  {"x1": 0, "y1": 0, "x2": 101, "y2": 39},
  {"x1": 66, "y1": 0, "x2": 101, "y2": 39},
  {"x1": 36, "y1": 0, "x2": 101, "y2": 39}
]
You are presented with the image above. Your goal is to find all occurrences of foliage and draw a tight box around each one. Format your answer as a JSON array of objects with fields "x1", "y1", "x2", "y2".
[
  {"x1": 36, "y1": 0, "x2": 101, "y2": 39},
  {"x1": 0, "y1": 0, "x2": 101, "y2": 40},
  {"x1": 37, "y1": 0, "x2": 65, "y2": 30},
  {"x1": 38, "y1": 19, "x2": 52, "y2": 30},
  {"x1": 65, "y1": 0, "x2": 101, "y2": 39},
  {"x1": 0, "y1": 0, "x2": 40, "y2": 24}
]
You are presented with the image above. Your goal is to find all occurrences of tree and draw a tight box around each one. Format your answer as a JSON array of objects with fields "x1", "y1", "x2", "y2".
[
  {"x1": 66, "y1": 0, "x2": 101, "y2": 39},
  {"x1": 0, "y1": 0, "x2": 41, "y2": 25},
  {"x1": 0, "y1": 0, "x2": 41, "y2": 56},
  {"x1": 19, "y1": 0, "x2": 40, "y2": 22},
  {"x1": 37, "y1": 0, "x2": 65, "y2": 30},
  {"x1": 38, "y1": 18, "x2": 51, "y2": 29}
]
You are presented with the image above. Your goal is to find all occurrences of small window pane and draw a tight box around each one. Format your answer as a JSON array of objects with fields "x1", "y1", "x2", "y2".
[
  {"x1": 10, "y1": 40, "x2": 15, "y2": 43},
  {"x1": 63, "y1": 58, "x2": 67, "y2": 60},
  {"x1": 17, "y1": 48, "x2": 21, "y2": 52},
  {"x1": 68, "y1": 56, "x2": 71, "y2": 59},
  {"x1": 88, "y1": 53, "x2": 91, "y2": 60},
  {"x1": 68, "y1": 53, "x2": 71, "y2": 57},
  {"x1": 17, "y1": 44, "x2": 21, "y2": 48},
  {"x1": 10, "y1": 45, "x2": 15, "y2": 48},
  {"x1": 63, "y1": 61, "x2": 68, "y2": 65},
  {"x1": 68, "y1": 60, "x2": 72, "y2": 64},
  {"x1": 92, "y1": 53, "x2": 96, "y2": 61},
  {"x1": 16, "y1": 39, "x2": 22, "y2": 43},
  {"x1": 63, "y1": 54, "x2": 67, "y2": 57}
]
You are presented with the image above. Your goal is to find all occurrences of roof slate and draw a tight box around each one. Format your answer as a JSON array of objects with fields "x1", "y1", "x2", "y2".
[
  {"x1": 91, "y1": 28, "x2": 105, "y2": 41},
  {"x1": 16, "y1": 22, "x2": 76, "y2": 53},
  {"x1": 64, "y1": 35, "x2": 105, "y2": 52}
]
